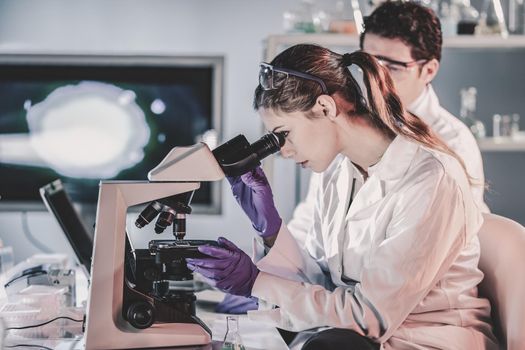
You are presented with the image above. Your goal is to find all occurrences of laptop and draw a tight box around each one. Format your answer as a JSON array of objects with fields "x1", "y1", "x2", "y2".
[{"x1": 40, "y1": 179, "x2": 93, "y2": 277}]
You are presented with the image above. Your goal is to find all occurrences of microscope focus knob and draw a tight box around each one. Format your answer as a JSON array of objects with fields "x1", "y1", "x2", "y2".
[{"x1": 126, "y1": 301, "x2": 155, "y2": 329}]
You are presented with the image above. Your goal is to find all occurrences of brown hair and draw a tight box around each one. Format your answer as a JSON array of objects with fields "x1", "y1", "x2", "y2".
[
  {"x1": 253, "y1": 44, "x2": 472, "y2": 183},
  {"x1": 360, "y1": 0, "x2": 443, "y2": 62}
]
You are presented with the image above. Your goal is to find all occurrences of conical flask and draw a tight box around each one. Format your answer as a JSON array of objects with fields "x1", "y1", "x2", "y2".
[{"x1": 221, "y1": 316, "x2": 246, "y2": 350}]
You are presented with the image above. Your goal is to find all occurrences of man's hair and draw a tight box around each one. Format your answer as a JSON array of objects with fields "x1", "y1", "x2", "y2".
[{"x1": 360, "y1": 1, "x2": 443, "y2": 62}]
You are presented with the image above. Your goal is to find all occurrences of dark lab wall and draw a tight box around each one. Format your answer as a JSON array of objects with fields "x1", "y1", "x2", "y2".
[{"x1": 432, "y1": 47, "x2": 525, "y2": 224}]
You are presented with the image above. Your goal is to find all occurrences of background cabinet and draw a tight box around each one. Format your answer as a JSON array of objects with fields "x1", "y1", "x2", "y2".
[{"x1": 264, "y1": 33, "x2": 525, "y2": 225}]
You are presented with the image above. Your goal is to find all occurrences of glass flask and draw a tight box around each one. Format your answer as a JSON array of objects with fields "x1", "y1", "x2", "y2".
[
  {"x1": 221, "y1": 315, "x2": 245, "y2": 350},
  {"x1": 460, "y1": 87, "x2": 486, "y2": 139}
]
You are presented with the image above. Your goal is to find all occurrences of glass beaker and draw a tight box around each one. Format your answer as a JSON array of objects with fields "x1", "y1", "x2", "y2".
[{"x1": 222, "y1": 315, "x2": 245, "y2": 350}]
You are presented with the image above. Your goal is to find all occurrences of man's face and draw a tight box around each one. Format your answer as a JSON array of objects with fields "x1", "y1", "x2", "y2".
[{"x1": 362, "y1": 33, "x2": 430, "y2": 106}]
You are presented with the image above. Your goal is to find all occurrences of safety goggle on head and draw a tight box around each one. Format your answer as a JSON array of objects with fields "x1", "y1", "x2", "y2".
[
  {"x1": 259, "y1": 63, "x2": 329, "y2": 94},
  {"x1": 259, "y1": 62, "x2": 371, "y2": 112}
]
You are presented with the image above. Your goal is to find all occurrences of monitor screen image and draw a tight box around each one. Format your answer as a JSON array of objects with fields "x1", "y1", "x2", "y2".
[{"x1": 0, "y1": 54, "x2": 223, "y2": 213}]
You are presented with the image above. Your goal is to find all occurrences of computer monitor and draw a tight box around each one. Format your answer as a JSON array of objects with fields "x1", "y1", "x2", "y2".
[
  {"x1": 0, "y1": 54, "x2": 223, "y2": 213},
  {"x1": 40, "y1": 179, "x2": 93, "y2": 276}
]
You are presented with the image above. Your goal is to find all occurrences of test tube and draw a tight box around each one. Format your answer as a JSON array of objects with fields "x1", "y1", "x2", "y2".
[{"x1": 493, "y1": 114, "x2": 502, "y2": 139}]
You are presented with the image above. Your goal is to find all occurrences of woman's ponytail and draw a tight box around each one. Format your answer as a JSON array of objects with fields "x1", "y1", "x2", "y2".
[
  {"x1": 344, "y1": 51, "x2": 477, "y2": 185},
  {"x1": 253, "y1": 44, "x2": 478, "y2": 186}
]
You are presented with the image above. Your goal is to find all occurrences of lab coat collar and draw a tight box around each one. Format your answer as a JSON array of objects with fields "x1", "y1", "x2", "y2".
[
  {"x1": 367, "y1": 136, "x2": 419, "y2": 182},
  {"x1": 343, "y1": 137, "x2": 417, "y2": 220},
  {"x1": 408, "y1": 85, "x2": 441, "y2": 127}
]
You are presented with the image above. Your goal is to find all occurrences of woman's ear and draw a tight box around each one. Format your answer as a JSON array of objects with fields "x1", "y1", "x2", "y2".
[{"x1": 313, "y1": 95, "x2": 338, "y2": 120}]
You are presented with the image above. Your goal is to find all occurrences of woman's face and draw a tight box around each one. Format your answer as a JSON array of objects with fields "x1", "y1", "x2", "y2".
[{"x1": 259, "y1": 107, "x2": 341, "y2": 173}]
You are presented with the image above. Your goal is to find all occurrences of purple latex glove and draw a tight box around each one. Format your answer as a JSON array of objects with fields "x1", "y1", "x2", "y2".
[
  {"x1": 215, "y1": 294, "x2": 259, "y2": 314},
  {"x1": 227, "y1": 167, "x2": 282, "y2": 238},
  {"x1": 186, "y1": 237, "x2": 259, "y2": 297}
]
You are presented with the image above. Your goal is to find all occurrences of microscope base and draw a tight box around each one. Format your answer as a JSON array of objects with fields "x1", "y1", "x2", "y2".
[
  {"x1": 84, "y1": 322, "x2": 211, "y2": 349},
  {"x1": 84, "y1": 182, "x2": 211, "y2": 349}
]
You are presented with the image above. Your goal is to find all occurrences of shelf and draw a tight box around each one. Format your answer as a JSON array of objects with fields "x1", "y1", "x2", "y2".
[
  {"x1": 477, "y1": 137, "x2": 525, "y2": 152},
  {"x1": 444, "y1": 35, "x2": 525, "y2": 48},
  {"x1": 265, "y1": 34, "x2": 525, "y2": 54}
]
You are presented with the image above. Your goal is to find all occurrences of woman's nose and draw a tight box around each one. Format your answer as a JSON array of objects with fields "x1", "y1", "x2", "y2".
[{"x1": 280, "y1": 142, "x2": 295, "y2": 158}]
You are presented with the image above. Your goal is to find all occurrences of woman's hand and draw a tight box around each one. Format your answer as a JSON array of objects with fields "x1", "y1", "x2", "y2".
[
  {"x1": 227, "y1": 167, "x2": 282, "y2": 239},
  {"x1": 186, "y1": 237, "x2": 259, "y2": 297}
]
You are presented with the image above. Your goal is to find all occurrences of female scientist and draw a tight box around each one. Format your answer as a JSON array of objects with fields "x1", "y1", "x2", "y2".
[{"x1": 186, "y1": 44, "x2": 498, "y2": 349}]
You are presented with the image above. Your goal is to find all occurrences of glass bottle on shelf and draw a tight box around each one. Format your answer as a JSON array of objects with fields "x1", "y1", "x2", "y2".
[
  {"x1": 456, "y1": 0, "x2": 480, "y2": 34},
  {"x1": 508, "y1": 0, "x2": 525, "y2": 34},
  {"x1": 222, "y1": 316, "x2": 245, "y2": 350},
  {"x1": 328, "y1": 0, "x2": 363, "y2": 34},
  {"x1": 283, "y1": 0, "x2": 329, "y2": 33},
  {"x1": 460, "y1": 87, "x2": 486, "y2": 139},
  {"x1": 476, "y1": 0, "x2": 509, "y2": 37},
  {"x1": 440, "y1": 2, "x2": 460, "y2": 37},
  {"x1": 511, "y1": 113, "x2": 521, "y2": 138},
  {"x1": 493, "y1": 113, "x2": 502, "y2": 139},
  {"x1": 501, "y1": 114, "x2": 512, "y2": 137}
]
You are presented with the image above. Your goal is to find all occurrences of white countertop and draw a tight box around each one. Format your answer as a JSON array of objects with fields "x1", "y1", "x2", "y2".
[{"x1": 1, "y1": 284, "x2": 288, "y2": 350}]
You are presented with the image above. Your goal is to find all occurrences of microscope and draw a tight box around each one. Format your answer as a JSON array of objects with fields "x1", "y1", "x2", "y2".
[{"x1": 84, "y1": 132, "x2": 284, "y2": 350}]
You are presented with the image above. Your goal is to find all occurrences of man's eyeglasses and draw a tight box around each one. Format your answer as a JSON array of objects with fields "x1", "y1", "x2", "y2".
[
  {"x1": 259, "y1": 63, "x2": 329, "y2": 94},
  {"x1": 373, "y1": 55, "x2": 428, "y2": 76}
]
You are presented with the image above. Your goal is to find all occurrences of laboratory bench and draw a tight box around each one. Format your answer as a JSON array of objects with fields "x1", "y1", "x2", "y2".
[{"x1": 0, "y1": 270, "x2": 288, "y2": 350}]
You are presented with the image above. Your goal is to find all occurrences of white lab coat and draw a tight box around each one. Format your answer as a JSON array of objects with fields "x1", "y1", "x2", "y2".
[
  {"x1": 410, "y1": 85, "x2": 488, "y2": 212},
  {"x1": 288, "y1": 86, "x2": 488, "y2": 247},
  {"x1": 249, "y1": 136, "x2": 498, "y2": 349}
]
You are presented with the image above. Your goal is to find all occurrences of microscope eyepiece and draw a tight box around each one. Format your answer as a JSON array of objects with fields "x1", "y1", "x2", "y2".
[
  {"x1": 251, "y1": 132, "x2": 285, "y2": 160},
  {"x1": 212, "y1": 132, "x2": 285, "y2": 177}
]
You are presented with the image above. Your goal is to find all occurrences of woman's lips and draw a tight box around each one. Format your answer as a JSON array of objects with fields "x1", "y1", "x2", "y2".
[{"x1": 298, "y1": 160, "x2": 308, "y2": 168}]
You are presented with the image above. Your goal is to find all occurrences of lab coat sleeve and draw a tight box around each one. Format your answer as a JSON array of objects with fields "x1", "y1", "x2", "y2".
[
  {"x1": 250, "y1": 164, "x2": 472, "y2": 342},
  {"x1": 255, "y1": 223, "x2": 331, "y2": 287},
  {"x1": 252, "y1": 173, "x2": 320, "y2": 263}
]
